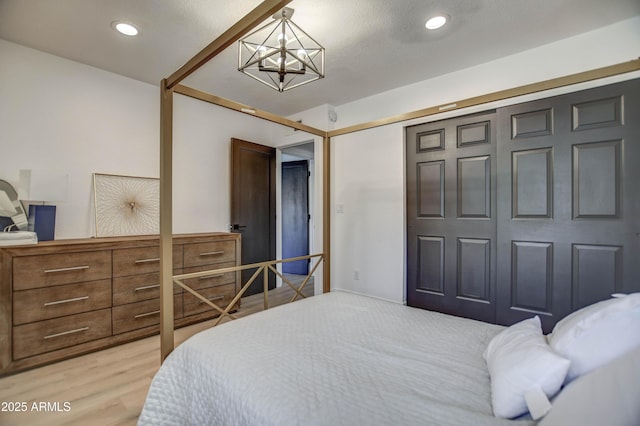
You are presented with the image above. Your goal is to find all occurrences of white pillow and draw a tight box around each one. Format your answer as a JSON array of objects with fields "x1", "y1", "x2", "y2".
[
  {"x1": 547, "y1": 292, "x2": 640, "y2": 382},
  {"x1": 540, "y1": 346, "x2": 640, "y2": 426},
  {"x1": 484, "y1": 316, "x2": 570, "y2": 419}
]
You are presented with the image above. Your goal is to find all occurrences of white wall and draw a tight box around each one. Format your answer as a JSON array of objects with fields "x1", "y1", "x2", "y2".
[
  {"x1": 0, "y1": 39, "x2": 279, "y2": 239},
  {"x1": 284, "y1": 103, "x2": 337, "y2": 133},
  {"x1": 0, "y1": 39, "x2": 157, "y2": 238},
  {"x1": 172, "y1": 94, "x2": 282, "y2": 234},
  {"x1": 332, "y1": 125, "x2": 405, "y2": 302},
  {"x1": 326, "y1": 17, "x2": 640, "y2": 303},
  {"x1": 335, "y1": 17, "x2": 640, "y2": 128}
]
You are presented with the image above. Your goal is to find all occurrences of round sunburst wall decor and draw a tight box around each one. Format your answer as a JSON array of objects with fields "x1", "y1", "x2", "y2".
[{"x1": 93, "y1": 173, "x2": 159, "y2": 237}]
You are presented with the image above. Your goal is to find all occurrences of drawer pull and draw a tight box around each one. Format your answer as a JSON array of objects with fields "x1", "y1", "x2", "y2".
[
  {"x1": 199, "y1": 295, "x2": 225, "y2": 304},
  {"x1": 199, "y1": 274, "x2": 224, "y2": 280},
  {"x1": 134, "y1": 284, "x2": 160, "y2": 292},
  {"x1": 200, "y1": 251, "x2": 224, "y2": 257},
  {"x1": 44, "y1": 265, "x2": 90, "y2": 274},
  {"x1": 134, "y1": 258, "x2": 160, "y2": 264},
  {"x1": 44, "y1": 327, "x2": 89, "y2": 340},
  {"x1": 44, "y1": 296, "x2": 89, "y2": 307},
  {"x1": 134, "y1": 310, "x2": 160, "y2": 319}
]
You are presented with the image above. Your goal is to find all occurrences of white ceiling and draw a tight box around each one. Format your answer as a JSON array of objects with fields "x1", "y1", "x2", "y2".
[{"x1": 1, "y1": 0, "x2": 639, "y2": 116}]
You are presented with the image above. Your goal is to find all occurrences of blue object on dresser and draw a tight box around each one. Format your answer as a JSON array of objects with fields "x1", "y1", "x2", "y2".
[{"x1": 28, "y1": 204, "x2": 56, "y2": 241}]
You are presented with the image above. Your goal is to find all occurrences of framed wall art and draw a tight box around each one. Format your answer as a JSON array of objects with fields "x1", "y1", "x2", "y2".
[{"x1": 93, "y1": 173, "x2": 160, "y2": 237}]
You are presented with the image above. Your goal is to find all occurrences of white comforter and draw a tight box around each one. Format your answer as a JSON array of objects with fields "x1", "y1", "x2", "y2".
[{"x1": 139, "y1": 291, "x2": 532, "y2": 426}]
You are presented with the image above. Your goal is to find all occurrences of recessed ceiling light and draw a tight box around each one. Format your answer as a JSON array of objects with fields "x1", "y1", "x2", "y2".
[
  {"x1": 112, "y1": 21, "x2": 139, "y2": 36},
  {"x1": 425, "y1": 15, "x2": 448, "y2": 30}
]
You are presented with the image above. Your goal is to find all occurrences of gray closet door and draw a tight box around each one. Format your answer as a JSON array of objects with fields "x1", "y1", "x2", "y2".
[
  {"x1": 406, "y1": 111, "x2": 497, "y2": 323},
  {"x1": 496, "y1": 79, "x2": 640, "y2": 332}
]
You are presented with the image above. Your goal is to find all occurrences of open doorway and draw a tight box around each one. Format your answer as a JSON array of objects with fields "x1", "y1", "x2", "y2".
[
  {"x1": 282, "y1": 160, "x2": 309, "y2": 274},
  {"x1": 279, "y1": 142, "x2": 315, "y2": 286}
]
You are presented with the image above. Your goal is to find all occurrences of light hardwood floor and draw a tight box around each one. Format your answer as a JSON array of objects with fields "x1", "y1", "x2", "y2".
[{"x1": 0, "y1": 277, "x2": 314, "y2": 426}]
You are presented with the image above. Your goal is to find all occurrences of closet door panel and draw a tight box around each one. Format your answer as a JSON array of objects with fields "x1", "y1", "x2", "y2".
[
  {"x1": 497, "y1": 79, "x2": 640, "y2": 332},
  {"x1": 572, "y1": 140, "x2": 621, "y2": 218},
  {"x1": 572, "y1": 96, "x2": 622, "y2": 131},
  {"x1": 511, "y1": 241, "x2": 553, "y2": 314},
  {"x1": 417, "y1": 161, "x2": 445, "y2": 218},
  {"x1": 417, "y1": 236, "x2": 445, "y2": 293},
  {"x1": 511, "y1": 109, "x2": 553, "y2": 139},
  {"x1": 572, "y1": 244, "x2": 623, "y2": 309},
  {"x1": 457, "y1": 156, "x2": 491, "y2": 218},
  {"x1": 457, "y1": 238, "x2": 491, "y2": 302},
  {"x1": 407, "y1": 111, "x2": 497, "y2": 322},
  {"x1": 512, "y1": 148, "x2": 553, "y2": 218}
]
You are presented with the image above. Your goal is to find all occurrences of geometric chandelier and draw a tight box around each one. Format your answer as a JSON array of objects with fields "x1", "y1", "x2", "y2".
[{"x1": 238, "y1": 7, "x2": 325, "y2": 92}]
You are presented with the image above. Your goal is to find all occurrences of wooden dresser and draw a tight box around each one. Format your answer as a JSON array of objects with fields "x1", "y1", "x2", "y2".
[{"x1": 0, "y1": 232, "x2": 240, "y2": 375}]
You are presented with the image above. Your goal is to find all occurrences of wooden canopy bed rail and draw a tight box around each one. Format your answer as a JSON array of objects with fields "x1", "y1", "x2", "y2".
[
  {"x1": 158, "y1": 0, "x2": 640, "y2": 362},
  {"x1": 172, "y1": 253, "x2": 324, "y2": 326}
]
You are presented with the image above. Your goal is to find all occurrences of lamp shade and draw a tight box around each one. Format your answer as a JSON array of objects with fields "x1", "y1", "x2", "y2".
[{"x1": 0, "y1": 190, "x2": 18, "y2": 217}]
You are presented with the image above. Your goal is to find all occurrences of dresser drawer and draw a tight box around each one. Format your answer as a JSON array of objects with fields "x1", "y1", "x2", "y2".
[
  {"x1": 13, "y1": 309, "x2": 112, "y2": 360},
  {"x1": 113, "y1": 272, "x2": 182, "y2": 306},
  {"x1": 112, "y1": 245, "x2": 182, "y2": 277},
  {"x1": 183, "y1": 240, "x2": 236, "y2": 268},
  {"x1": 112, "y1": 296, "x2": 182, "y2": 335},
  {"x1": 183, "y1": 283, "x2": 236, "y2": 317},
  {"x1": 13, "y1": 251, "x2": 112, "y2": 290},
  {"x1": 13, "y1": 279, "x2": 112, "y2": 325},
  {"x1": 181, "y1": 262, "x2": 236, "y2": 291}
]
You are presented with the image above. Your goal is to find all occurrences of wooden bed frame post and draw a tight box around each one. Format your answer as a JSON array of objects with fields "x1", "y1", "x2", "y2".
[
  {"x1": 323, "y1": 135, "x2": 331, "y2": 293},
  {"x1": 160, "y1": 79, "x2": 174, "y2": 362},
  {"x1": 263, "y1": 266, "x2": 269, "y2": 310},
  {"x1": 158, "y1": 0, "x2": 293, "y2": 362}
]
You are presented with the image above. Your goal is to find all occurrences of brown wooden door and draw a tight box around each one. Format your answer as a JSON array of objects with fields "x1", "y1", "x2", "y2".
[{"x1": 231, "y1": 138, "x2": 276, "y2": 295}]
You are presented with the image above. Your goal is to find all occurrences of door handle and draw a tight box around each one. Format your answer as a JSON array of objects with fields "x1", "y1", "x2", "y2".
[{"x1": 230, "y1": 224, "x2": 247, "y2": 230}]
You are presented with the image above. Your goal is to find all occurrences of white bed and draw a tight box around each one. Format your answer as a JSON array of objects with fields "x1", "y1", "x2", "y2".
[
  {"x1": 139, "y1": 291, "x2": 530, "y2": 425},
  {"x1": 139, "y1": 290, "x2": 640, "y2": 425}
]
